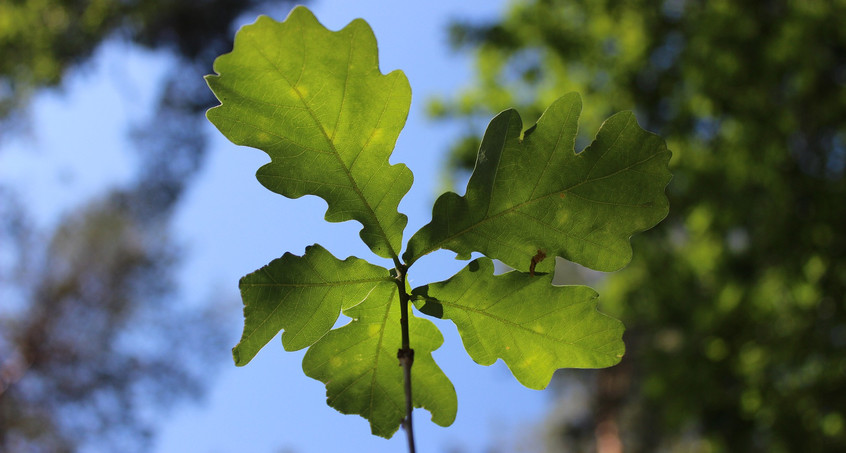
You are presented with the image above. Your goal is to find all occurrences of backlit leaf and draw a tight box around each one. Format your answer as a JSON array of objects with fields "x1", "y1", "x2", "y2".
[
  {"x1": 412, "y1": 258, "x2": 624, "y2": 390},
  {"x1": 303, "y1": 284, "x2": 457, "y2": 438},
  {"x1": 404, "y1": 93, "x2": 671, "y2": 272},
  {"x1": 206, "y1": 6, "x2": 413, "y2": 259},
  {"x1": 233, "y1": 244, "x2": 393, "y2": 366}
]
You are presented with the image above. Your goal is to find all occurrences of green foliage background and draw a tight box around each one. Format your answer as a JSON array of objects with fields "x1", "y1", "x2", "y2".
[{"x1": 434, "y1": 0, "x2": 846, "y2": 451}]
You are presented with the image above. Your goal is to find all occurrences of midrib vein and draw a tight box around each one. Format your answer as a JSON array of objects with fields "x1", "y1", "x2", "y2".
[
  {"x1": 414, "y1": 149, "x2": 665, "y2": 260},
  {"x1": 249, "y1": 29, "x2": 399, "y2": 259}
]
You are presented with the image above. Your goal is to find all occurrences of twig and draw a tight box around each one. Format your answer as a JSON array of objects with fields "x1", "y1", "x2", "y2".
[{"x1": 393, "y1": 261, "x2": 416, "y2": 453}]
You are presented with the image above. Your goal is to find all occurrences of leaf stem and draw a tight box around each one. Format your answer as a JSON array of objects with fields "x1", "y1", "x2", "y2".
[{"x1": 394, "y1": 262, "x2": 416, "y2": 453}]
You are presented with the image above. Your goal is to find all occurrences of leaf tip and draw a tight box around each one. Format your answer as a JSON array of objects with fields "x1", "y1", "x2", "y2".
[
  {"x1": 232, "y1": 346, "x2": 248, "y2": 367},
  {"x1": 455, "y1": 251, "x2": 472, "y2": 261},
  {"x1": 284, "y1": 4, "x2": 318, "y2": 23}
]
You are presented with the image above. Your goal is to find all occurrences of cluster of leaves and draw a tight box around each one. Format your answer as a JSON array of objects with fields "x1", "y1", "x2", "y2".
[{"x1": 206, "y1": 6, "x2": 670, "y2": 438}]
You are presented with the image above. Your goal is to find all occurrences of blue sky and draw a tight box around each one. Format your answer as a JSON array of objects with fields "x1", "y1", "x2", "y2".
[{"x1": 0, "y1": 1, "x2": 570, "y2": 452}]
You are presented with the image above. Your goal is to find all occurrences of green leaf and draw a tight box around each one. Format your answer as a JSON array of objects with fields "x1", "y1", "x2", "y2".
[
  {"x1": 412, "y1": 258, "x2": 624, "y2": 390},
  {"x1": 233, "y1": 244, "x2": 393, "y2": 366},
  {"x1": 206, "y1": 6, "x2": 413, "y2": 260},
  {"x1": 303, "y1": 284, "x2": 457, "y2": 438},
  {"x1": 404, "y1": 93, "x2": 671, "y2": 272}
]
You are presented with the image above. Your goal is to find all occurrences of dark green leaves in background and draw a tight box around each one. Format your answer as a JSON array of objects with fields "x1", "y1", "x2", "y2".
[
  {"x1": 439, "y1": 1, "x2": 846, "y2": 450},
  {"x1": 206, "y1": 5, "x2": 670, "y2": 439}
]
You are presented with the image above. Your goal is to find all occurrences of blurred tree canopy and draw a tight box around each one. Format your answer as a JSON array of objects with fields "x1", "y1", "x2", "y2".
[
  {"x1": 1, "y1": 0, "x2": 296, "y2": 207},
  {"x1": 0, "y1": 0, "x2": 297, "y2": 450},
  {"x1": 0, "y1": 187, "x2": 223, "y2": 451},
  {"x1": 434, "y1": 0, "x2": 846, "y2": 451},
  {"x1": 3, "y1": 0, "x2": 269, "y2": 121}
]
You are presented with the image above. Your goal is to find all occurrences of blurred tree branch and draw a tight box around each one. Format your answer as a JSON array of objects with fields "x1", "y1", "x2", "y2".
[{"x1": 0, "y1": 0, "x2": 300, "y2": 450}]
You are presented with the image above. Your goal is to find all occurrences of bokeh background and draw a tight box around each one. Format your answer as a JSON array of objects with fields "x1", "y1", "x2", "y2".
[{"x1": 1, "y1": 0, "x2": 844, "y2": 452}]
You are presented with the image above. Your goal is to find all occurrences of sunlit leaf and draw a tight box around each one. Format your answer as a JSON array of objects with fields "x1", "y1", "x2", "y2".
[
  {"x1": 233, "y1": 244, "x2": 393, "y2": 366},
  {"x1": 303, "y1": 284, "x2": 457, "y2": 438},
  {"x1": 412, "y1": 258, "x2": 624, "y2": 389},
  {"x1": 405, "y1": 93, "x2": 671, "y2": 272},
  {"x1": 206, "y1": 6, "x2": 413, "y2": 259}
]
